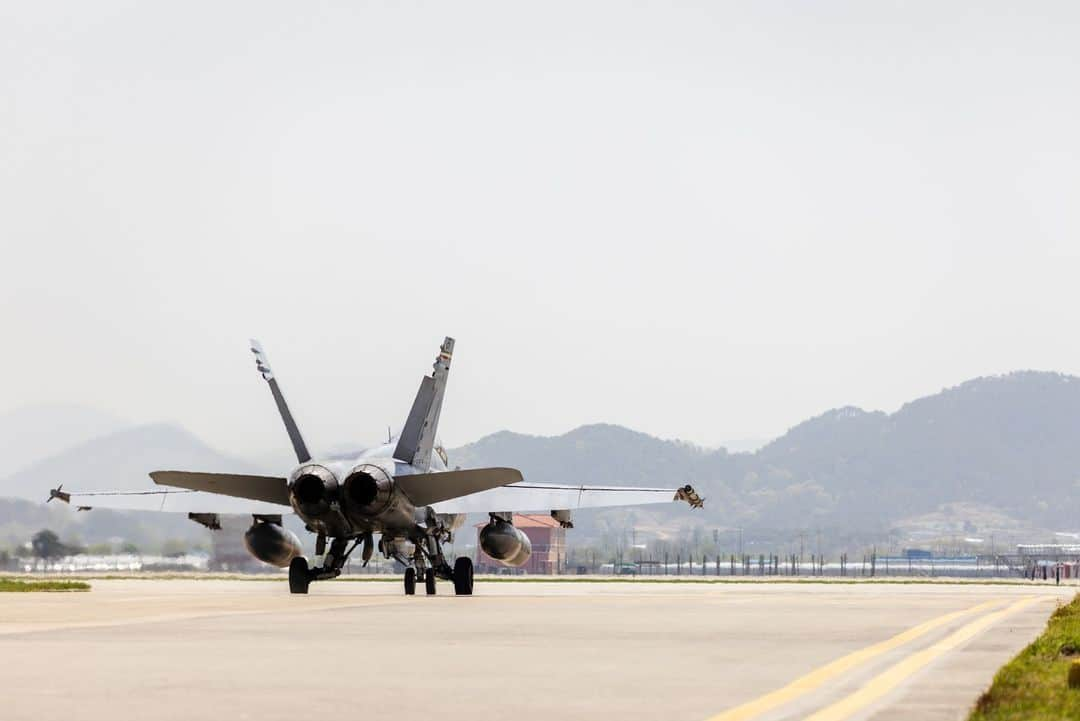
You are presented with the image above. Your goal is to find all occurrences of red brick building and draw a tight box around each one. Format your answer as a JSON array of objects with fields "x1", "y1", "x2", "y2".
[{"x1": 476, "y1": 514, "x2": 566, "y2": 574}]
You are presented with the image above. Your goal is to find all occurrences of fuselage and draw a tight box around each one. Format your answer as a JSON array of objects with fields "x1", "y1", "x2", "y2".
[
  {"x1": 285, "y1": 440, "x2": 449, "y2": 540},
  {"x1": 309, "y1": 439, "x2": 450, "y2": 476}
]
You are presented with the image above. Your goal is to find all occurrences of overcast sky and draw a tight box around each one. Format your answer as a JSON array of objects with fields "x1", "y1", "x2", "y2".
[{"x1": 3, "y1": 1, "x2": 1079, "y2": 457}]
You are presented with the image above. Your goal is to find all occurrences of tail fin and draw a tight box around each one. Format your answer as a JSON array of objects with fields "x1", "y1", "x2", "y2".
[
  {"x1": 393, "y1": 337, "x2": 454, "y2": 471},
  {"x1": 250, "y1": 339, "x2": 312, "y2": 463}
]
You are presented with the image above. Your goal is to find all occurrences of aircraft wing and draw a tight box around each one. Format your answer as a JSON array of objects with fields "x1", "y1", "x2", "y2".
[
  {"x1": 47, "y1": 471, "x2": 291, "y2": 515},
  {"x1": 429, "y1": 482, "x2": 703, "y2": 514},
  {"x1": 46, "y1": 487, "x2": 289, "y2": 514}
]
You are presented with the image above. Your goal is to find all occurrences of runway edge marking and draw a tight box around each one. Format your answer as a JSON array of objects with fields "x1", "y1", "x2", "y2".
[
  {"x1": 802, "y1": 595, "x2": 1045, "y2": 721},
  {"x1": 704, "y1": 598, "x2": 1003, "y2": 721}
]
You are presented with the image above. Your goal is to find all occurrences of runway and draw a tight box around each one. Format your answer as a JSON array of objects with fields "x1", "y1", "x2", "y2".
[{"x1": 0, "y1": 579, "x2": 1071, "y2": 721}]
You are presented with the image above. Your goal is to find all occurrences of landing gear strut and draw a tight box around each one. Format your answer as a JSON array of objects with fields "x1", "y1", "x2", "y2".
[
  {"x1": 388, "y1": 510, "x2": 477, "y2": 596},
  {"x1": 288, "y1": 536, "x2": 361, "y2": 595}
]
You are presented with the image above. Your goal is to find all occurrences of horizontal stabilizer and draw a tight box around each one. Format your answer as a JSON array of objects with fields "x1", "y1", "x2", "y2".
[
  {"x1": 395, "y1": 467, "x2": 523, "y2": 507},
  {"x1": 150, "y1": 471, "x2": 290, "y2": 507}
]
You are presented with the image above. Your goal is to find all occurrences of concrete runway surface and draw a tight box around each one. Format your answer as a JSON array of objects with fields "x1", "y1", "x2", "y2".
[{"x1": 0, "y1": 579, "x2": 1072, "y2": 721}]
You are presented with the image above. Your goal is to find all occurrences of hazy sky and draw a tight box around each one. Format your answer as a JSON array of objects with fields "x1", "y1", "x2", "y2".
[{"x1": 3, "y1": 2, "x2": 1079, "y2": 458}]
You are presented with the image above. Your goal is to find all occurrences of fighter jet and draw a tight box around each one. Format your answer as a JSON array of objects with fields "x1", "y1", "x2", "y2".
[{"x1": 50, "y1": 337, "x2": 702, "y2": 595}]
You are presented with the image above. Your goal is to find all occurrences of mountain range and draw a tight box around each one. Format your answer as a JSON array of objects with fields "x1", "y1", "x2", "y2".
[
  {"x1": 2, "y1": 371, "x2": 1078, "y2": 550},
  {"x1": 454, "y1": 371, "x2": 1080, "y2": 537},
  {"x1": 0, "y1": 404, "x2": 130, "y2": 476}
]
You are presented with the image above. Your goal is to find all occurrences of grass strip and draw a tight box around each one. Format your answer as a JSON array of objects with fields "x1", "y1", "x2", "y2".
[
  {"x1": 969, "y1": 593, "x2": 1080, "y2": 721},
  {"x1": 0, "y1": 577, "x2": 90, "y2": 592}
]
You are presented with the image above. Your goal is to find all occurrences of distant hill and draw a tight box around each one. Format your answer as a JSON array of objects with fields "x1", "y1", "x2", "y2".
[
  {"x1": 0, "y1": 496, "x2": 209, "y2": 550},
  {"x1": 452, "y1": 424, "x2": 728, "y2": 485},
  {"x1": 750, "y1": 371, "x2": 1080, "y2": 527},
  {"x1": 452, "y1": 372, "x2": 1080, "y2": 533},
  {"x1": 0, "y1": 403, "x2": 129, "y2": 474},
  {"x1": 0, "y1": 423, "x2": 290, "y2": 553},
  {"x1": 450, "y1": 424, "x2": 737, "y2": 540},
  {"x1": 0, "y1": 422, "x2": 263, "y2": 501}
]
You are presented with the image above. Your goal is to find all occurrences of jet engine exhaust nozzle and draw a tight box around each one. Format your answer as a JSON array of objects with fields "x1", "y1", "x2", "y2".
[
  {"x1": 287, "y1": 464, "x2": 339, "y2": 517},
  {"x1": 343, "y1": 465, "x2": 394, "y2": 515}
]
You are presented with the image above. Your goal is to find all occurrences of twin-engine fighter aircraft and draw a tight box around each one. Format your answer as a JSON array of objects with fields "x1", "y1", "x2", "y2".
[{"x1": 50, "y1": 337, "x2": 703, "y2": 595}]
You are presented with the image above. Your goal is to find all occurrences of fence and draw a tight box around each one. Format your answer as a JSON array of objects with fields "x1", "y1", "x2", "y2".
[{"x1": 593, "y1": 552, "x2": 1080, "y2": 579}]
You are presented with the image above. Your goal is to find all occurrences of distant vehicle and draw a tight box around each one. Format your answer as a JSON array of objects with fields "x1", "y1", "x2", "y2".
[{"x1": 50, "y1": 337, "x2": 702, "y2": 595}]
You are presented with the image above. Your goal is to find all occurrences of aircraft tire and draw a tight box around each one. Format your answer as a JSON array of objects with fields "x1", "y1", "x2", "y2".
[
  {"x1": 404, "y1": 567, "x2": 417, "y2": 595},
  {"x1": 288, "y1": 557, "x2": 310, "y2": 595},
  {"x1": 453, "y1": 556, "x2": 474, "y2": 596},
  {"x1": 425, "y1": 569, "x2": 437, "y2": 595}
]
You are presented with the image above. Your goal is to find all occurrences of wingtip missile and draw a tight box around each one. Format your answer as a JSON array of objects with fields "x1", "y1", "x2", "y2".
[
  {"x1": 676, "y1": 484, "x2": 704, "y2": 509},
  {"x1": 48, "y1": 485, "x2": 71, "y2": 504}
]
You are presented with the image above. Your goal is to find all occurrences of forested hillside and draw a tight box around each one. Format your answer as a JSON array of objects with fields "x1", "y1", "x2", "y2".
[{"x1": 453, "y1": 372, "x2": 1080, "y2": 531}]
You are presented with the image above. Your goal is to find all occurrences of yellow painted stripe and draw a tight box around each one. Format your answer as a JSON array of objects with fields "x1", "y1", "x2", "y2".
[
  {"x1": 706, "y1": 598, "x2": 1002, "y2": 721},
  {"x1": 803, "y1": 595, "x2": 1044, "y2": 721}
]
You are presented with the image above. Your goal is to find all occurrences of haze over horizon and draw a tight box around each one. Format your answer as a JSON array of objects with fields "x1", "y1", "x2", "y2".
[{"x1": 4, "y1": 2, "x2": 1078, "y2": 458}]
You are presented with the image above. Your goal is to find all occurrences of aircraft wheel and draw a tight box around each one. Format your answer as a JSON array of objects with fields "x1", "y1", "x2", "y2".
[
  {"x1": 404, "y1": 567, "x2": 417, "y2": 595},
  {"x1": 453, "y1": 556, "x2": 474, "y2": 596},
  {"x1": 288, "y1": 557, "x2": 310, "y2": 595},
  {"x1": 425, "y1": 569, "x2": 437, "y2": 595}
]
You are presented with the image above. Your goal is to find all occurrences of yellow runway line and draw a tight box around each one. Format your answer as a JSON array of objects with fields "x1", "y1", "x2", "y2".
[
  {"x1": 803, "y1": 595, "x2": 1044, "y2": 721},
  {"x1": 705, "y1": 598, "x2": 1002, "y2": 721}
]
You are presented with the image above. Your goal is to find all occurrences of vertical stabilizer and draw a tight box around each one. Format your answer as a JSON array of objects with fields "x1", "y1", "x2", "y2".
[
  {"x1": 250, "y1": 339, "x2": 312, "y2": 464},
  {"x1": 394, "y1": 337, "x2": 454, "y2": 471}
]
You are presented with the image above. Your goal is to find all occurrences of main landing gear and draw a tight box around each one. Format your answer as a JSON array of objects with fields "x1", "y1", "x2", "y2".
[
  {"x1": 399, "y1": 557, "x2": 472, "y2": 596},
  {"x1": 288, "y1": 514, "x2": 475, "y2": 596},
  {"x1": 288, "y1": 533, "x2": 366, "y2": 595},
  {"x1": 289, "y1": 556, "x2": 310, "y2": 594},
  {"x1": 453, "y1": 556, "x2": 474, "y2": 596},
  {"x1": 289, "y1": 544, "x2": 473, "y2": 597},
  {"x1": 389, "y1": 509, "x2": 474, "y2": 597}
]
